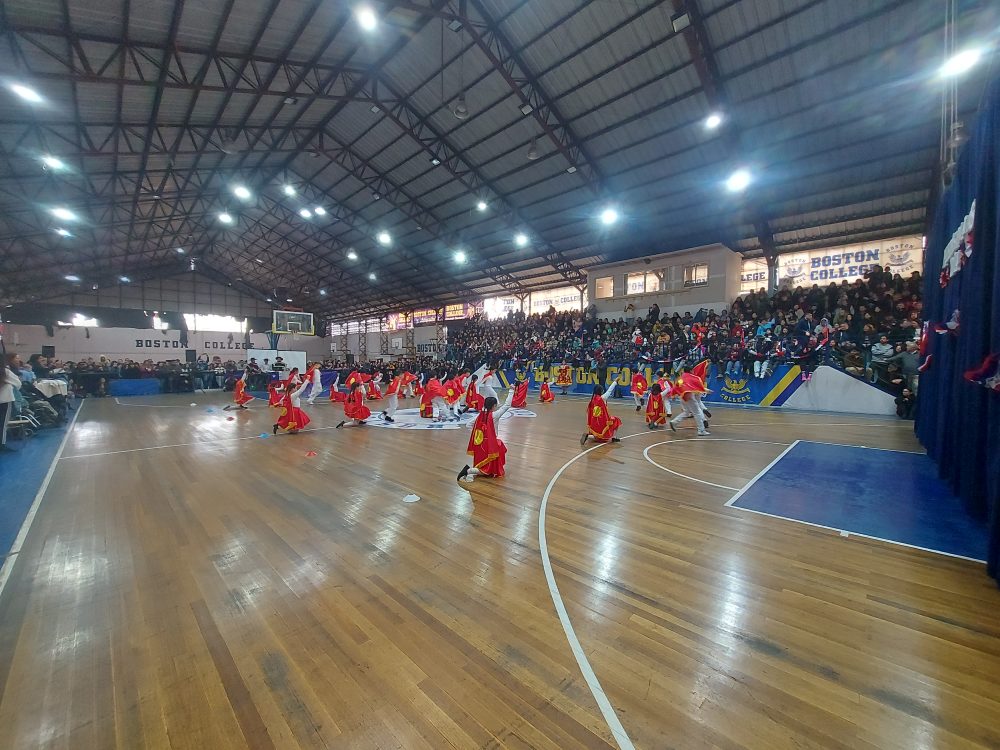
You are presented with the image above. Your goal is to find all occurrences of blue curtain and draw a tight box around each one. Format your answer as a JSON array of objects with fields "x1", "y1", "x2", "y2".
[{"x1": 917, "y1": 75, "x2": 1000, "y2": 583}]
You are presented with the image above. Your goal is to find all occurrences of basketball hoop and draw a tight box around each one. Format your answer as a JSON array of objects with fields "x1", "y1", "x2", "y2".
[{"x1": 288, "y1": 321, "x2": 301, "y2": 345}]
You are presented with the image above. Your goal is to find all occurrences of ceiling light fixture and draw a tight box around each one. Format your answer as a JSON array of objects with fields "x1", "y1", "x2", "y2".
[
  {"x1": 319, "y1": 289, "x2": 327, "y2": 296},
  {"x1": 218, "y1": 212, "x2": 234, "y2": 224},
  {"x1": 704, "y1": 112, "x2": 723, "y2": 129},
  {"x1": 176, "y1": 247, "x2": 185, "y2": 254},
  {"x1": 51, "y1": 207, "x2": 76, "y2": 221},
  {"x1": 356, "y1": 6, "x2": 377, "y2": 31},
  {"x1": 453, "y1": 250, "x2": 467, "y2": 264},
  {"x1": 526, "y1": 136, "x2": 539, "y2": 161},
  {"x1": 600, "y1": 207, "x2": 619, "y2": 226},
  {"x1": 55, "y1": 228, "x2": 72, "y2": 237},
  {"x1": 453, "y1": 92, "x2": 469, "y2": 120},
  {"x1": 940, "y1": 48, "x2": 982, "y2": 78},
  {"x1": 299, "y1": 208, "x2": 312, "y2": 219},
  {"x1": 10, "y1": 83, "x2": 43, "y2": 103},
  {"x1": 368, "y1": 272, "x2": 376, "y2": 281},
  {"x1": 314, "y1": 206, "x2": 326, "y2": 216},
  {"x1": 347, "y1": 249, "x2": 358, "y2": 260},
  {"x1": 41, "y1": 155, "x2": 65, "y2": 170},
  {"x1": 514, "y1": 233, "x2": 528, "y2": 247},
  {"x1": 64, "y1": 274, "x2": 80, "y2": 282},
  {"x1": 377, "y1": 231, "x2": 391, "y2": 246},
  {"x1": 476, "y1": 200, "x2": 488, "y2": 212},
  {"x1": 725, "y1": 168, "x2": 752, "y2": 192},
  {"x1": 120, "y1": 276, "x2": 131, "y2": 283},
  {"x1": 430, "y1": 156, "x2": 441, "y2": 166},
  {"x1": 519, "y1": 103, "x2": 533, "y2": 115},
  {"x1": 283, "y1": 184, "x2": 296, "y2": 196},
  {"x1": 566, "y1": 165, "x2": 577, "y2": 174},
  {"x1": 232, "y1": 185, "x2": 252, "y2": 200}
]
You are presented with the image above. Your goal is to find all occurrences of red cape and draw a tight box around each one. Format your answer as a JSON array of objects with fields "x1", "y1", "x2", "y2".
[
  {"x1": 233, "y1": 378, "x2": 254, "y2": 405},
  {"x1": 344, "y1": 389, "x2": 371, "y2": 421},
  {"x1": 539, "y1": 382, "x2": 554, "y2": 402},
  {"x1": 511, "y1": 380, "x2": 529, "y2": 408},
  {"x1": 276, "y1": 391, "x2": 311, "y2": 432},
  {"x1": 587, "y1": 394, "x2": 622, "y2": 442},
  {"x1": 645, "y1": 392, "x2": 666, "y2": 425},
  {"x1": 465, "y1": 381, "x2": 484, "y2": 410},
  {"x1": 631, "y1": 372, "x2": 648, "y2": 397},
  {"x1": 467, "y1": 410, "x2": 506, "y2": 477}
]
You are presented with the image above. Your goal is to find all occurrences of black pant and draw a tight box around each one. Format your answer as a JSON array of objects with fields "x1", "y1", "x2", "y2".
[{"x1": 0, "y1": 401, "x2": 11, "y2": 446}]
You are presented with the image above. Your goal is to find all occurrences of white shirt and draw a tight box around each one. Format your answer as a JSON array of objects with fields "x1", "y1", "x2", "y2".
[{"x1": 1, "y1": 367, "x2": 22, "y2": 404}]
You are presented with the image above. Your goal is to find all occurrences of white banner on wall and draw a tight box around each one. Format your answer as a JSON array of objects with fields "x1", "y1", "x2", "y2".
[{"x1": 739, "y1": 235, "x2": 924, "y2": 294}]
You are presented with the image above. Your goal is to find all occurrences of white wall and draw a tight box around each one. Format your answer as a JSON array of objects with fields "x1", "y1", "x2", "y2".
[
  {"x1": 328, "y1": 325, "x2": 443, "y2": 360},
  {"x1": 586, "y1": 244, "x2": 742, "y2": 319},
  {"x1": 5, "y1": 324, "x2": 331, "y2": 362}
]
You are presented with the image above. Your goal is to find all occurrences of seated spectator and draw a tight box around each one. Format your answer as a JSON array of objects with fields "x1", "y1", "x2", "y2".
[{"x1": 895, "y1": 388, "x2": 916, "y2": 419}]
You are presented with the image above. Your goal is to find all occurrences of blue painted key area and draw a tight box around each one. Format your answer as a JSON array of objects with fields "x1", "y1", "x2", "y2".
[
  {"x1": 0, "y1": 421, "x2": 70, "y2": 558},
  {"x1": 730, "y1": 441, "x2": 989, "y2": 561}
]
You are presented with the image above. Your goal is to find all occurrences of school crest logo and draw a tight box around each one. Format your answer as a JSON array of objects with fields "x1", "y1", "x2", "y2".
[{"x1": 720, "y1": 375, "x2": 752, "y2": 403}]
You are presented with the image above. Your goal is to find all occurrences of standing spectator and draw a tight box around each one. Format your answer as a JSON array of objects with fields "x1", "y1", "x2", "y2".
[{"x1": 2, "y1": 352, "x2": 23, "y2": 452}]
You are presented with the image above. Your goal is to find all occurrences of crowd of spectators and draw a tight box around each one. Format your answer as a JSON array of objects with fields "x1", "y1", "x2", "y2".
[{"x1": 444, "y1": 265, "x2": 924, "y2": 414}]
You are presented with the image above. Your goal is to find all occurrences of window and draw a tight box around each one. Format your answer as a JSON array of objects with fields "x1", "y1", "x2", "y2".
[
  {"x1": 625, "y1": 272, "x2": 660, "y2": 295},
  {"x1": 595, "y1": 276, "x2": 614, "y2": 299},
  {"x1": 683, "y1": 263, "x2": 709, "y2": 287},
  {"x1": 56, "y1": 313, "x2": 98, "y2": 327},
  {"x1": 182, "y1": 313, "x2": 247, "y2": 333},
  {"x1": 483, "y1": 295, "x2": 519, "y2": 319}
]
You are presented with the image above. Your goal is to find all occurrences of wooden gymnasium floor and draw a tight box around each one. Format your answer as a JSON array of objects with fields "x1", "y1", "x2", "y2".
[{"x1": 0, "y1": 391, "x2": 998, "y2": 750}]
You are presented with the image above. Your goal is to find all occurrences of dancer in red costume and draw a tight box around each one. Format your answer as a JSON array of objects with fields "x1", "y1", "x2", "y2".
[
  {"x1": 381, "y1": 372, "x2": 403, "y2": 423},
  {"x1": 539, "y1": 377, "x2": 555, "y2": 403},
  {"x1": 328, "y1": 372, "x2": 346, "y2": 403},
  {"x1": 645, "y1": 383, "x2": 667, "y2": 429},
  {"x1": 464, "y1": 373, "x2": 485, "y2": 412},
  {"x1": 457, "y1": 389, "x2": 515, "y2": 484},
  {"x1": 669, "y1": 361, "x2": 711, "y2": 436},
  {"x1": 555, "y1": 363, "x2": 573, "y2": 395},
  {"x1": 365, "y1": 373, "x2": 383, "y2": 400},
  {"x1": 267, "y1": 379, "x2": 284, "y2": 408},
  {"x1": 654, "y1": 369, "x2": 673, "y2": 417},
  {"x1": 304, "y1": 362, "x2": 323, "y2": 405},
  {"x1": 337, "y1": 382, "x2": 371, "y2": 428},
  {"x1": 224, "y1": 369, "x2": 255, "y2": 410},
  {"x1": 511, "y1": 378, "x2": 529, "y2": 408},
  {"x1": 273, "y1": 380, "x2": 311, "y2": 434},
  {"x1": 630, "y1": 369, "x2": 648, "y2": 412},
  {"x1": 581, "y1": 381, "x2": 622, "y2": 445}
]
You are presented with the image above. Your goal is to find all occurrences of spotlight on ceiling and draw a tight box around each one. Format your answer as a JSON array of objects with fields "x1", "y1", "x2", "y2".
[
  {"x1": 430, "y1": 156, "x2": 441, "y2": 166},
  {"x1": 566, "y1": 165, "x2": 577, "y2": 174},
  {"x1": 283, "y1": 96, "x2": 298, "y2": 105},
  {"x1": 453, "y1": 249, "x2": 467, "y2": 264},
  {"x1": 476, "y1": 200, "x2": 488, "y2": 212},
  {"x1": 704, "y1": 112, "x2": 723, "y2": 130},
  {"x1": 514, "y1": 232, "x2": 528, "y2": 247},
  {"x1": 453, "y1": 92, "x2": 469, "y2": 120},
  {"x1": 368, "y1": 272, "x2": 377, "y2": 281},
  {"x1": 319, "y1": 289, "x2": 327, "y2": 296},
  {"x1": 519, "y1": 102, "x2": 533, "y2": 115},
  {"x1": 371, "y1": 191, "x2": 381, "y2": 201},
  {"x1": 347, "y1": 249, "x2": 358, "y2": 260},
  {"x1": 55, "y1": 228, "x2": 72, "y2": 237},
  {"x1": 725, "y1": 168, "x2": 752, "y2": 192},
  {"x1": 266, "y1": 297, "x2": 273, "y2": 303},
  {"x1": 218, "y1": 212, "x2": 234, "y2": 224},
  {"x1": 232, "y1": 185, "x2": 252, "y2": 200},
  {"x1": 526, "y1": 136, "x2": 539, "y2": 161},
  {"x1": 671, "y1": 11, "x2": 691, "y2": 32},
  {"x1": 940, "y1": 48, "x2": 983, "y2": 78},
  {"x1": 283, "y1": 184, "x2": 296, "y2": 196},
  {"x1": 600, "y1": 207, "x2": 619, "y2": 226},
  {"x1": 314, "y1": 206, "x2": 326, "y2": 216},
  {"x1": 377, "y1": 231, "x2": 391, "y2": 246},
  {"x1": 120, "y1": 276, "x2": 131, "y2": 283},
  {"x1": 51, "y1": 207, "x2": 77, "y2": 221},
  {"x1": 285, "y1": 298, "x2": 293, "y2": 303},
  {"x1": 41, "y1": 155, "x2": 65, "y2": 170},
  {"x1": 9, "y1": 83, "x2": 43, "y2": 103},
  {"x1": 64, "y1": 274, "x2": 80, "y2": 282},
  {"x1": 176, "y1": 247, "x2": 185, "y2": 254},
  {"x1": 299, "y1": 208, "x2": 312, "y2": 219},
  {"x1": 356, "y1": 5, "x2": 377, "y2": 31}
]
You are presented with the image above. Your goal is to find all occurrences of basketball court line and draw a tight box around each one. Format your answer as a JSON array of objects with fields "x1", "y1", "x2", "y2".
[
  {"x1": 642, "y1": 439, "x2": 791, "y2": 492},
  {"x1": 724, "y1": 440, "x2": 801, "y2": 507},
  {"x1": 0, "y1": 401, "x2": 85, "y2": 604}
]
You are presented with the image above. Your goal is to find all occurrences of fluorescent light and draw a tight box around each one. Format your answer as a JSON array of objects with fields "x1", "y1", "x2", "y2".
[
  {"x1": 725, "y1": 168, "x2": 752, "y2": 192},
  {"x1": 454, "y1": 250, "x2": 467, "y2": 264},
  {"x1": 55, "y1": 228, "x2": 72, "y2": 237},
  {"x1": 266, "y1": 298, "x2": 273, "y2": 302},
  {"x1": 283, "y1": 184, "x2": 296, "y2": 196},
  {"x1": 368, "y1": 272, "x2": 376, "y2": 281},
  {"x1": 176, "y1": 247, "x2": 185, "y2": 254},
  {"x1": 218, "y1": 212, "x2": 234, "y2": 224},
  {"x1": 120, "y1": 276, "x2": 131, "y2": 283},
  {"x1": 940, "y1": 48, "x2": 982, "y2": 78},
  {"x1": 377, "y1": 231, "x2": 391, "y2": 246},
  {"x1": 299, "y1": 208, "x2": 312, "y2": 218},
  {"x1": 10, "y1": 83, "x2": 43, "y2": 103},
  {"x1": 356, "y1": 6, "x2": 377, "y2": 31},
  {"x1": 41, "y1": 155, "x2": 65, "y2": 170},
  {"x1": 51, "y1": 207, "x2": 77, "y2": 221},
  {"x1": 704, "y1": 112, "x2": 723, "y2": 129},
  {"x1": 64, "y1": 274, "x2": 80, "y2": 282},
  {"x1": 600, "y1": 207, "x2": 619, "y2": 226},
  {"x1": 476, "y1": 200, "x2": 488, "y2": 212},
  {"x1": 314, "y1": 206, "x2": 326, "y2": 215},
  {"x1": 232, "y1": 185, "x2": 252, "y2": 200},
  {"x1": 515, "y1": 233, "x2": 528, "y2": 247},
  {"x1": 347, "y1": 249, "x2": 358, "y2": 260},
  {"x1": 285, "y1": 297, "x2": 293, "y2": 303}
]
